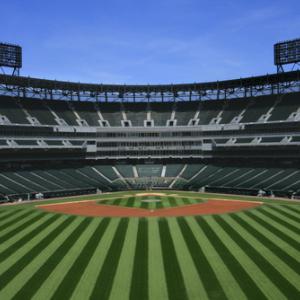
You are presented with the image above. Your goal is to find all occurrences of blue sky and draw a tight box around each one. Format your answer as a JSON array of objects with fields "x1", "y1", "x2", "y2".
[{"x1": 1, "y1": 0, "x2": 300, "y2": 84}]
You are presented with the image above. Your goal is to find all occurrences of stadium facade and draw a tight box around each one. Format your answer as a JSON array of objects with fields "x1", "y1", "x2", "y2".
[{"x1": 0, "y1": 70, "x2": 300, "y2": 200}]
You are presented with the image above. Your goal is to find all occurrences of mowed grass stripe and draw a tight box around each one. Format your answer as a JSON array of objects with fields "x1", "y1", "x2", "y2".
[
  {"x1": 168, "y1": 217, "x2": 209, "y2": 300},
  {"x1": 0, "y1": 208, "x2": 9, "y2": 215},
  {"x1": 214, "y1": 215, "x2": 300, "y2": 299},
  {"x1": 125, "y1": 196, "x2": 135, "y2": 207},
  {"x1": 12, "y1": 217, "x2": 92, "y2": 300},
  {"x1": 132, "y1": 196, "x2": 142, "y2": 208},
  {"x1": 32, "y1": 218, "x2": 102, "y2": 300},
  {"x1": 282, "y1": 204, "x2": 300, "y2": 214},
  {"x1": 177, "y1": 217, "x2": 227, "y2": 300},
  {"x1": 259, "y1": 210, "x2": 300, "y2": 243},
  {"x1": 245, "y1": 210, "x2": 300, "y2": 250},
  {"x1": 0, "y1": 215, "x2": 73, "y2": 291},
  {"x1": 161, "y1": 197, "x2": 171, "y2": 208},
  {"x1": 174, "y1": 197, "x2": 186, "y2": 207},
  {"x1": 129, "y1": 218, "x2": 148, "y2": 300},
  {"x1": 190, "y1": 197, "x2": 202, "y2": 204},
  {"x1": 0, "y1": 209, "x2": 28, "y2": 230},
  {"x1": 181, "y1": 196, "x2": 201, "y2": 205},
  {"x1": 90, "y1": 218, "x2": 130, "y2": 300},
  {"x1": 281, "y1": 205, "x2": 300, "y2": 217},
  {"x1": 197, "y1": 216, "x2": 268, "y2": 299},
  {"x1": 109, "y1": 218, "x2": 139, "y2": 300},
  {"x1": 141, "y1": 196, "x2": 149, "y2": 209},
  {"x1": 148, "y1": 199, "x2": 156, "y2": 210},
  {"x1": 123, "y1": 198, "x2": 131, "y2": 204},
  {"x1": 186, "y1": 217, "x2": 247, "y2": 300},
  {"x1": 104, "y1": 198, "x2": 125, "y2": 206},
  {"x1": 0, "y1": 211, "x2": 36, "y2": 234},
  {"x1": 0, "y1": 214, "x2": 59, "y2": 263},
  {"x1": 0, "y1": 214, "x2": 56, "y2": 267},
  {"x1": 148, "y1": 218, "x2": 168, "y2": 300},
  {"x1": 49, "y1": 218, "x2": 111, "y2": 300},
  {"x1": 36, "y1": 218, "x2": 99, "y2": 300},
  {"x1": 239, "y1": 212, "x2": 300, "y2": 261},
  {"x1": 181, "y1": 197, "x2": 192, "y2": 205},
  {"x1": 158, "y1": 218, "x2": 188, "y2": 300},
  {"x1": 267, "y1": 205, "x2": 300, "y2": 223},
  {"x1": 112, "y1": 198, "x2": 123, "y2": 206},
  {"x1": 195, "y1": 217, "x2": 267, "y2": 299},
  {"x1": 168, "y1": 196, "x2": 177, "y2": 207},
  {"x1": 176, "y1": 196, "x2": 185, "y2": 206},
  {"x1": 155, "y1": 196, "x2": 163, "y2": 209},
  {"x1": 231, "y1": 213, "x2": 300, "y2": 275},
  {"x1": 0, "y1": 212, "x2": 45, "y2": 245},
  {"x1": 227, "y1": 214, "x2": 300, "y2": 287},
  {"x1": 56, "y1": 219, "x2": 120, "y2": 300},
  {"x1": 2, "y1": 217, "x2": 81, "y2": 300},
  {"x1": 0, "y1": 208, "x2": 26, "y2": 221},
  {"x1": 258, "y1": 207, "x2": 300, "y2": 235},
  {"x1": 283, "y1": 204, "x2": 300, "y2": 212},
  {"x1": 0, "y1": 209, "x2": 22, "y2": 222}
]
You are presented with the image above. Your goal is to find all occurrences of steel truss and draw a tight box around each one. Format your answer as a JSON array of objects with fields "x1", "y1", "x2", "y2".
[{"x1": 0, "y1": 71, "x2": 300, "y2": 103}]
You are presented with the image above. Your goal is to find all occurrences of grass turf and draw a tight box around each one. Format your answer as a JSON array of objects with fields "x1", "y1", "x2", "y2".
[
  {"x1": 98, "y1": 195, "x2": 204, "y2": 209},
  {"x1": 0, "y1": 190, "x2": 299, "y2": 300}
]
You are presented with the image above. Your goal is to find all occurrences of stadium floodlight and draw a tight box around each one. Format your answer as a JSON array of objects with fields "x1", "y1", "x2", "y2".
[
  {"x1": 0, "y1": 43, "x2": 22, "y2": 75},
  {"x1": 274, "y1": 38, "x2": 300, "y2": 72}
]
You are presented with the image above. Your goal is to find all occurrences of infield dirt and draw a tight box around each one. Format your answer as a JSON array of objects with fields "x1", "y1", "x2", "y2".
[{"x1": 37, "y1": 198, "x2": 262, "y2": 217}]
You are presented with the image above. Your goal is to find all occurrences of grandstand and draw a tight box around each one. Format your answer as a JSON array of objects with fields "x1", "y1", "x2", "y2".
[{"x1": 1, "y1": 69, "x2": 300, "y2": 201}]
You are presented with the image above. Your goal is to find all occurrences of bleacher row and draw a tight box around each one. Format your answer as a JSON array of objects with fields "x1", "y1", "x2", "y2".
[
  {"x1": 2, "y1": 136, "x2": 300, "y2": 148},
  {"x1": 1, "y1": 164, "x2": 300, "y2": 197},
  {"x1": 0, "y1": 139, "x2": 85, "y2": 148},
  {"x1": 1, "y1": 92, "x2": 300, "y2": 127}
]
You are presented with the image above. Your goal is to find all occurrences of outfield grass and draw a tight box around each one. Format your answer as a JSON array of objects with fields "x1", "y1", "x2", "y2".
[{"x1": 0, "y1": 191, "x2": 299, "y2": 299}]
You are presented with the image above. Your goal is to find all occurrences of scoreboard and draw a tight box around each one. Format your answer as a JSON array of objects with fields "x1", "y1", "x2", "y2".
[
  {"x1": 0, "y1": 43, "x2": 22, "y2": 69},
  {"x1": 274, "y1": 38, "x2": 300, "y2": 66}
]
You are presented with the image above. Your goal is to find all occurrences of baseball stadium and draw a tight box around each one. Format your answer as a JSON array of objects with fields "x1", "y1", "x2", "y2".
[{"x1": 1, "y1": 2, "x2": 300, "y2": 299}]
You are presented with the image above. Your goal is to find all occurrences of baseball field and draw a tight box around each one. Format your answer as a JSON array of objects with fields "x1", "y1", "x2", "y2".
[{"x1": 0, "y1": 190, "x2": 299, "y2": 299}]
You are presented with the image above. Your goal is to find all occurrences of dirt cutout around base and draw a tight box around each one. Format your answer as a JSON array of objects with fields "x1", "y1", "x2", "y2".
[{"x1": 37, "y1": 198, "x2": 262, "y2": 217}]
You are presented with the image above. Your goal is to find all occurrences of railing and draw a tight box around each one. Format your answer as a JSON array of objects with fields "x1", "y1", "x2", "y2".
[
  {"x1": 203, "y1": 186, "x2": 298, "y2": 198},
  {"x1": 0, "y1": 187, "x2": 97, "y2": 204}
]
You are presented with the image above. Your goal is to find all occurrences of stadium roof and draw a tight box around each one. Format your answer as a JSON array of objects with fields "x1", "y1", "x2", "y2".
[{"x1": 0, "y1": 71, "x2": 299, "y2": 94}]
